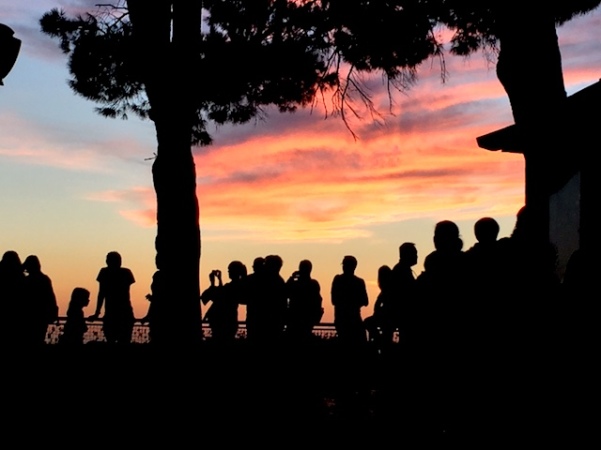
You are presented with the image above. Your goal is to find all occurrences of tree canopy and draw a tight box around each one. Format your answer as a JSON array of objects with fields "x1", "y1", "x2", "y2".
[
  {"x1": 41, "y1": 2, "x2": 329, "y2": 145},
  {"x1": 40, "y1": 1, "x2": 601, "y2": 143},
  {"x1": 439, "y1": 0, "x2": 601, "y2": 54},
  {"x1": 40, "y1": 1, "x2": 451, "y2": 143}
]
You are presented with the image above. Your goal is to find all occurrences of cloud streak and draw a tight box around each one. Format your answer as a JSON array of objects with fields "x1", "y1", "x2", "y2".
[
  {"x1": 0, "y1": 111, "x2": 151, "y2": 172},
  {"x1": 9, "y1": 2, "x2": 598, "y2": 246},
  {"x1": 97, "y1": 108, "x2": 525, "y2": 244}
]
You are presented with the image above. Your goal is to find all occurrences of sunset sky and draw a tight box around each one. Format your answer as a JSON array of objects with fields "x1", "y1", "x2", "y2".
[{"x1": 1, "y1": 1, "x2": 600, "y2": 323}]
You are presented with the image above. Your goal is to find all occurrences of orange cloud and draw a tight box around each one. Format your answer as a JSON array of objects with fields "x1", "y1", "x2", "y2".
[
  {"x1": 190, "y1": 122, "x2": 525, "y2": 242},
  {"x1": 95, "y1": 57, "x2": 529, "y2": 244},
  {"x1": 119, "y1": 209, "x2": 156, "y2": 228},
  {"x1": 86, "y1": 186, "x2": 157, "y2": 228}
]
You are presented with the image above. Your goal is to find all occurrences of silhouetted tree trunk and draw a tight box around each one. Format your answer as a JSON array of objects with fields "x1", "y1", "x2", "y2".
[
  {"x1": 128, "y1": 0, "x2": 203, "y2": 345},
  {"x1": 496, "y1": 7, "x2": 568, "y2": 244},
  {"x1": 440, "y1": 2, "x2": 599, "y2": 244}
]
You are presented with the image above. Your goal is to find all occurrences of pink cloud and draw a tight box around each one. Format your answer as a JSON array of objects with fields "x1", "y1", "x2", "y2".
[
  {"x1": 119, "y1": 209, "x2": 155, "y2": 228},
  {"x1": 78, "y1": 7, "x2": 600, "y2": 243},
  {"x1": 0, "y1": 113, "x2": 108, "y2": 171},
  {"x1": 0, "y1": 111, "x2": 151, "y2": 171},
  {"x1": 188, "y1": 122, "x2": 525, "y2": 242},
  {"x1": 87, "y1": 186, "x2": 156, "y2": 228}
]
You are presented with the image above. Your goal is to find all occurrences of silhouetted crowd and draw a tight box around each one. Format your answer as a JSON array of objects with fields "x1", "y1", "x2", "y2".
[
  {"x1": 0, "y1": 206, "x2": 589, "y2": 439},
  {"x1": 0, "y1": 252, "x2": 58, "y2": 346},
  {"x1": 0, "y1": 205, "x2": 583, "y2": 351}
]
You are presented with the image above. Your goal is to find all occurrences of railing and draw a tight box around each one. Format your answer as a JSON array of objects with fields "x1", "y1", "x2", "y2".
[{"x1": 45, "y1": 318, "x2": 340, "y2": 344}]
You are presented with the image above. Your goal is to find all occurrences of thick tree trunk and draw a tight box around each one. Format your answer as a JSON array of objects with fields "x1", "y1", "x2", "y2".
[
  {"x1": 152, "y1": 117, "x2": 202, "y2": 345},
  {"x1": 128, "y1": 0, "x2": 203, "y2": 345},
  {"x1": 496, "y1": 8, "x2": 568, "y2": 245}
]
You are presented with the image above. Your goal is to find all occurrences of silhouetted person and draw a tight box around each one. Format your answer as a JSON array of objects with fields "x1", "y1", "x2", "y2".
[
  {"x1": 371, "y1": 257, "x2": 416, "y2": 422},
  {"x1": 464, "y1": 217, "x2": 506, "y2": 354},
  {"x1": 497, "y1": 206, "x2": 561, "y2": 346},
  {"x1": 494, "y1": 207, "x2": 563, "y2": 441},
  {"x1": 414, "y1": 220, "x2": 468, "y2": 434},
  {"x1": 89, "y1": 251, "x2": 135, "y2": 344},
  {"x1": 330, "y1": 255, "x2": 370, "y2": 419},
  {"x1": 465, "y1": 217, "x2": 502, "y2": 279},
  {"x1": 391, "y1": 242, "x2": 418, "y2": 346},
  {"x1": 498, "y1": 206, "x2": 560, "y2": 294},
  {"x1": 240, "y1": 256, "x2": 265, "y2": 342},
  {"x1": 253, "y1": 254, "x2": 288, "y2": 345},
  {"x1": 364, "y1": 265, "x2": 396, "y2": 353},
  {"x1": 142, "y1": 254, "x2": 167, "y2": 344},
  {"x1": 22, "y1": 255, "x2": 58, "y2": 346},
  {"x1": 285, "y1": 259, "x2": 323, "y2": 344},
  {"x1": 473, "y1": 216, "x2": 500, "y2": 244},
  {"x1": 418, "y1": 220, "x2": 466, "y2": 289},
  {"x1": 465, "y1": 216, "x2": 502, "y2": 274},
  {"x1": 374, "y1": 245, "x2": 420, "y2": 424},
  {"x1": 331, "y1": 255, "x2": 369, "y2": 347},
  {"x1": 0, "y1": 250, "x2": 25, "y2": 345},
  {"x1": 59, "y1": 287, "x2": 90, "y2": 346},
  {"x1": 466, "y1": 216, "x2": 500, "y2": 260},
  {"x1": 201, "y1": 261, "x2": 247, "y2": 343},
  {"x1": 416, "y1": 220, "x2": 468, "y2": 344}
]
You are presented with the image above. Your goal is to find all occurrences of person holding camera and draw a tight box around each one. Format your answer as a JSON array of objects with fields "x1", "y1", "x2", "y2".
[
  {"x1": 201, "y1": 262, "x2": 247, "y2": 343},
  {"x1": 285, "y1": 259, "x2": 323, "y2": 344}
]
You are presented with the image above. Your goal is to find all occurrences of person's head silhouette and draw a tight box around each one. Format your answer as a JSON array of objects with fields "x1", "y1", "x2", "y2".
[
  {"x1": 433, "y1": 220, "x2": 463, "y2": 253},
  {"x1": 227, "y1": 260, "x2": 247, "y2": 281},
  {"x1": 252, "y1": 257, "x2": 265, "y2": 274},
  {"x1": 265, "y1": 254, "x2": 283, "y2": 275},
  {"x1": 511, "y1": 206, "x2": 531, "y2": 241},
  {"x1": 378, "y1": 265, "x2": 393, "y2": 291},
  {"x1": 342, "y1": 255, "x2": 357, "y2": 275},
  {"x1": 399, "y1": 242, "x2": 418, "y2": 267},
  {"x1": 106, "y1": 251, "x2": 122, "y2": 268},
  {"x1": 1, "y1": 250, "x2": 21, "y2": 271},
  {"x1": 70, "y1": 287, "x2": 90, "y2": 309},
  {"x1": 23, "y1": 255, "x2": 41, "y2": 275},
  {"x1": 474, "y1": 217, "x2": 500, "y2": 244},
  {"x1": 298, "y1": 259, "x2": 312, "y2": 278}
]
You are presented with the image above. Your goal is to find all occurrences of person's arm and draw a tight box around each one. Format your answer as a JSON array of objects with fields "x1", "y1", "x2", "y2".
[
  {"x1": 201, "y1": 271, "x2": 221, "y2": 305},
  {"x1": 360, "y1": 279, "x2": 369, "y2": 307},
  {"x1": 201, "y1": 286, "x2": 217, "y2": 305},
  {"x1": 331, "y1": 276, "x2": 338, "y2": 306},
  {"x1": 89, "y1": 272, "x2": 104, "y2": 319},
  {"x1": 313, "y1": 280, "x2": 324, "y2": 324},
  {"x1": 285, "y1": 273, "x2": 299, "y2": 302},
  {"x1": 140, "y1": 294, "x2": 152, "y2": 323},
  {"x1": 46, "y1": 276, "x2": 59, "y2": 322},
  {"x1": 315, "y1": 280, "x2": 322, "y2": 303},
  {"x1": 89, "y1": 289, "x2": 104, "y2": 320}
]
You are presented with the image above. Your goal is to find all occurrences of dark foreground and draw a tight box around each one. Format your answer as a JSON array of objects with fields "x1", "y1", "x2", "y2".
[{"x1": 4, "y1": 339, "x2": 594, "y2": 446}]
